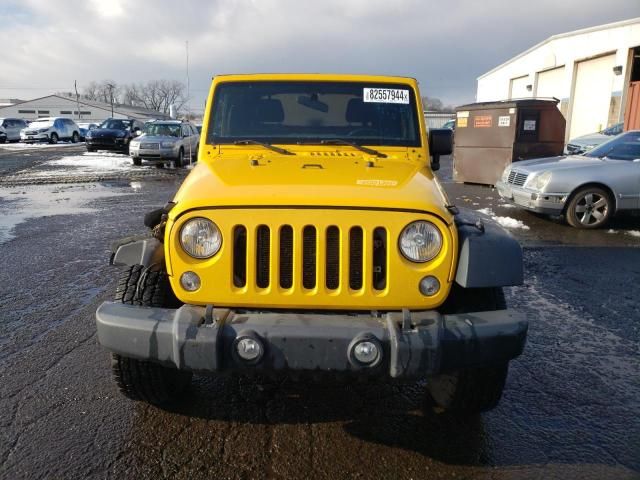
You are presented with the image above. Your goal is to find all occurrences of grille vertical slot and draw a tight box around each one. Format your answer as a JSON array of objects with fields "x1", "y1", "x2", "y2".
[
  {"x1": 372, "y1": 227, "x2": 387, "y2": 290},
  {"x1": 349, "y1": 227, "x2": 363, "y2": 290},
  {"x1": 256, "y1": 225, "x2": 270, "y2": 288},
  {"x1": 302, "y1": 226, "x2": 317, "y2": 289},
  {"x1": 279, "y1": 225, "x2": 293, "y2": 289},
  {"x1": 325, "y1": 226, "x2": 340, "y2": 290},
  {"x1": 233, "y1": 226, "x2": 247, "y2": 288}
]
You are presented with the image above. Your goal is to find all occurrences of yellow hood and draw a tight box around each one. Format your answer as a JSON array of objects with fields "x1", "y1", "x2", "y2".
[{"x1": 171, "y1": 148, "x2": 453, "y2": 223}]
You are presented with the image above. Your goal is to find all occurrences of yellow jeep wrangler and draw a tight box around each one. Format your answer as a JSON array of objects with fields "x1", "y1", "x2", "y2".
[{"x1": 96, "y1": 74, "x2": 527, "y2": 413}]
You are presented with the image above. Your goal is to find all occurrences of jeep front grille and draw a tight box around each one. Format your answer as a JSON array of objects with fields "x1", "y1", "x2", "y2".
[{"x1": 232, "y1": 224, "x2": 388, "y2": 292}]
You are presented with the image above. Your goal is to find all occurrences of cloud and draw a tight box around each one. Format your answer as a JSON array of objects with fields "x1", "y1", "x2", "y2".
[{"x1": 0, "y1": 0, "x2": 638, "y2": 110}]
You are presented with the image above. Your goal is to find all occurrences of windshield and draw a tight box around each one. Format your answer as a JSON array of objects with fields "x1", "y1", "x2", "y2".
[
  {"x1": 144, "y1": 123, "x2": 181, "y2": 137},
  {"x1": 98, "y1": 119, "x2": 132, "y2": 130},
  {"x1": 28, "y1": 121, "x2": 53, "y2": 129},
  {"x1": 585, "y1": 131, "x2": 640, "y2": 160},
  {"x1": 208, "y1": 81, "x2": 421, "y2": 147}
]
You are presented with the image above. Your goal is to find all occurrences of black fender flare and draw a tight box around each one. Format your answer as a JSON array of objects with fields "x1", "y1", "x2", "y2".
[
  {"x1": 110, "y1": 236, "x2": 164, "y2": 268},
  {"x1": 453, "y1": 208, "x2": 523, "y2": 288}
]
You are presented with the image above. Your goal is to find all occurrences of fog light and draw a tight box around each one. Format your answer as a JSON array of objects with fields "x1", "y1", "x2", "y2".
[
  {"x1": 236, "y1": 338, "x2": 263, "y2": 362},
  {"x1": 180, "y1": 271, "x2": 201, "y2": 291},
  {"x1": 353, "y1": 341, "x2": 379, "y2": 365},
  {"x1": 419, "y1": 276, "x2": 440, "y2": 296}
]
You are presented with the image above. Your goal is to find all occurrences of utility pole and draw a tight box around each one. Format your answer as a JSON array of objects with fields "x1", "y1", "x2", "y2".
[
  {"x1": 106, "y1": 82, "x2": 115, "y2": 117},
  {"x1": 186, "y1": 40, "x2": 190, "y2": 119},
  {"x1": 74, "y1": 80, "x2": 81, "y2": 121}
]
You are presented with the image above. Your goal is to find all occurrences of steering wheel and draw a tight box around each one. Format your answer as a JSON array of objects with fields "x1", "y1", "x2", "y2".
[{"x1": 347, "y1": 128, "x2": 378, "y2": 137}]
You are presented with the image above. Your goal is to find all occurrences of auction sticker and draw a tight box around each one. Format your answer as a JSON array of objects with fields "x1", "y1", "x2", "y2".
[
  {"x1": 363, "y1": 88, "x2": 409, "y2": 104},
  {"x1": 498, "y1": 116, "x2": 511, "y2": 127},
  {"x1": 458, "y1": 118, "x2": 468, "y2": 128},
  {"x1": 524, "y1": 120, "x2": 537, "y2": 131}
]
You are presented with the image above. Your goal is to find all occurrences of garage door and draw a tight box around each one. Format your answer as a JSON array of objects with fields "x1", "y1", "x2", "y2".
[
  {"x1": 569, "y1": 54, "x2": 615, "y2": 139},
  {"x1": 536, "y1": 66, "x2": 564, "y2": 100},
  {"x1": 509, "y1": 76, "x2": 530, "y2": 99}
]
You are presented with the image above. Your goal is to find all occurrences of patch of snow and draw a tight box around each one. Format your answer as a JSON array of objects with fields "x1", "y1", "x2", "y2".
[
  {"x1": 476, "y1": 207, "x2": 530, "y2": 230},
  {"x1": 606, "y1": 229, "x2": 617, "y2": 234},
  {"x1": 497, "y1": 203, "x2": 517, "y2": 209},
  {"x1": 493, "y1": 216, "x2": 530, "y2": 230},
  {"x1": 626, "y1": 230, "x2": 640, "y2": 238},
  {"x1": 0, "y1": 141, "x2": 80, "y2": 151},
  {"x1": 31, "y1": 153, "x2": 147, "y2": 177},
  {"x1": 476, "y1": 208, "x2": 494, "y2": 216}
]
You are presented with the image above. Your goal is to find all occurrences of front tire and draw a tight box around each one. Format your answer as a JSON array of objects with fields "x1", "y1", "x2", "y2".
[
  {"x1": 111, "y1": 264, "x2": 190, "y2": 405},
  {"x1": 565, "y1": 186, "x2": 612, "y2": 229},
  {"x1": 427, "y1": 286, "x2": 509, "y2": 413},
  {"x1": 49, "y1": 133, "x2": 58, "y2": 144},
  {"x1": 132, "y1": 157, "x2": 142, "y2": 166},
  {"x1": 71, "y1": 131, "x2": 79, "y2": 143},
  {"x1": 174, "y1": 148, "x2": 184, "y2": 168},
  {"x1": 426, "y1": 364, "x2": 509, "y2": 413}
]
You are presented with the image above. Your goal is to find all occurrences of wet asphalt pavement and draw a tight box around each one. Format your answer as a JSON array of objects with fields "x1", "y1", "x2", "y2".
[{"x1": 0, "y1": 149, "x2": 639, "y2": 479}]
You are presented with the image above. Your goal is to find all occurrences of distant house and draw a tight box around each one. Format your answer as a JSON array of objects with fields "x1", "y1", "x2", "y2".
[
  {"x1": 0, "y1": 94, "x2": 170, "y2": 122},
  {"x1": 476, "y1": 17, "x2": 640, "y2": 141}
]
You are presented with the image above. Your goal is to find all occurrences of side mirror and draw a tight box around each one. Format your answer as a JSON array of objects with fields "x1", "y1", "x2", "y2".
[
  {"x1": 134, "y1": 129, "x2": 142, "y2": 137},
  {"x1": 428, "y1": 128, "x2": 453, "y2": 172}
]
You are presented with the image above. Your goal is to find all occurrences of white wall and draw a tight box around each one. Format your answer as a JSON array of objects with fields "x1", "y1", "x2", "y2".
[
  {"x1": 476, "y1": 19, "x2": 640, "y2": 139},
  {"x1": 0, "y1": 95, "x2": 163, "y2": 122}
]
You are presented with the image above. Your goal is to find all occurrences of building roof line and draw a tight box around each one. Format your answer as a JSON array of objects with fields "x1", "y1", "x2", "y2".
[
  {"x1": 477, "y1": 17, "x2": 640, "y2": 80},
  {"x1": 0, "y1": 94, "x2": 168, "y2": 118}
]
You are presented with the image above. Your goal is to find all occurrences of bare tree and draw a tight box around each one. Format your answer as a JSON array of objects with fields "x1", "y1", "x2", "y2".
[
  {"x1": 422, "y1": 96, "x2": 454, "y2": 113},
  {"x1": 83, "y1": 79, "x2": 188, "y2": 114},
  {"x1": 122, "y1": 80, "x2": 188, "y2": 114},
  {"x1": 82, "y1": 80, "x2": 121, "y2": 104}
]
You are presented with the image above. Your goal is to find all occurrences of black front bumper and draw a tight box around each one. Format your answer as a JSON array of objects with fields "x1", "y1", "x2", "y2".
[
  {"x1": 96, "y1": 303, "x2": 527, "y2": 378},
  {"x1": 87, "y1": 138, "x2": 128, "y2": 151}
]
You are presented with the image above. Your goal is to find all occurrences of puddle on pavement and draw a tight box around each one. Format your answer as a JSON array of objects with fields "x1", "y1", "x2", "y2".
[{"x1": 0, "y1": 182, "x2": 135, "y2": 244}]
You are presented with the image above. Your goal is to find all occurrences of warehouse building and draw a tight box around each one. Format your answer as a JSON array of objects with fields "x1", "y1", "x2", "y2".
[
  {"x1": 0, "y1": 94, "x2": 169, "y2": 123},
  {"x1": 476, "y1": 18, "x2": 640, "y2": 141}
]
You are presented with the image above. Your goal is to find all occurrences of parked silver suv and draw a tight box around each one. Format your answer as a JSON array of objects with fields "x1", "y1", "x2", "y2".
[
  {"x1": 20, "y1": 117, "x2": 81, "y2": 144},
  {"x1": 0, "y1": 118, "x2": 29, "y2": 142},
  {"x1": 129, "y1": 120, "x2": 199, "y2": 167}
]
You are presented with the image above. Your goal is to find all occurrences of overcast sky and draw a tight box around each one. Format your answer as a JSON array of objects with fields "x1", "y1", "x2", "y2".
[{"x1": 1, "y1": 0, "x2": 638, "y2": 112}]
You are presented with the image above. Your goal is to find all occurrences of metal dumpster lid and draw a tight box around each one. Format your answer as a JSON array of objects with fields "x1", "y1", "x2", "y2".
[{"x1": 456, "y1": 97, "x2": 560, "y2": 111}]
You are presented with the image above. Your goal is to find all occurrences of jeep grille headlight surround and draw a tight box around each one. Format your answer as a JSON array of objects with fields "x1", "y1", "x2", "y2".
[
  {"x1": 399, "y1": 221, "x2": 442, "y2": 263},
  {"x1": 180, "y1": 218, "x2": 222, "y2": 259}
]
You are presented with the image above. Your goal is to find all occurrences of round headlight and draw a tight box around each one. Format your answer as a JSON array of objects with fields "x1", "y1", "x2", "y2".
[
  {"x1": 180, "y1": 218, "x2": 222, "y2": 259},
  {"x1": 399, "y1": 221, "x2": 442, "y2": 263}
]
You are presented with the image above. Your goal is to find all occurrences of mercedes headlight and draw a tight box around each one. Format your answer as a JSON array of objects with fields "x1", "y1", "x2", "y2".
[
  {"x1": 399, "y1": 221, "x2": 442, "y2": 263},
  {"x1": 180, "y1": 218, "x2": 222, "y2": 259},
  {"x1": 161, "y1": 141, "x2": 176, "y2": 148},
  {"x1": 525, "y1": 171, "x2": 552, "y2": 191},
  {"x1": 501, "y1": 165, "x2": 512, "y2": 183}
]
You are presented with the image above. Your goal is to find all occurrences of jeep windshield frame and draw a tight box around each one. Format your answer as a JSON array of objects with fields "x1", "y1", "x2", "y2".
[{"x1": 207, "y1": 81, "x2": 422, "y2": 148}]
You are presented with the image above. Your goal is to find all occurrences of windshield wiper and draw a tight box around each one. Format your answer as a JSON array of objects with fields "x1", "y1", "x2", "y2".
[
  {"x1": 233, "y1": 140, "x2": 293, "y2": 155},
  {"x1": 319, "y1": 139, "x2": 386, "y2": 158}
]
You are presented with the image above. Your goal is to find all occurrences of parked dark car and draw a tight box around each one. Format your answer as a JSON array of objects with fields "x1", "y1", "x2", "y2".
[
  {"x1": 85, "y1": 118, "x2": 144, "y2": 153},
  {"x1": 78, "y1": 122, "x2": 98, "y2": 141}
]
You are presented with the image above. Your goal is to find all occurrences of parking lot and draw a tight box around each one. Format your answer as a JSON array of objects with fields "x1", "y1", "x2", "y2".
[{"x1": 0, "y1": 146, "x2": 639, "y2": 479}]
